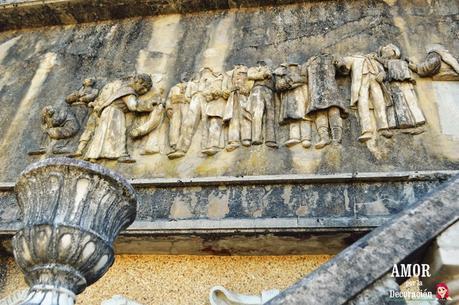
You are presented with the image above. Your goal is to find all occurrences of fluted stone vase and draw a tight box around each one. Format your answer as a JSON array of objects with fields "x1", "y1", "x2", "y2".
[{"x1": 12, "y1": 158, "x2": 137, "y2": 305}]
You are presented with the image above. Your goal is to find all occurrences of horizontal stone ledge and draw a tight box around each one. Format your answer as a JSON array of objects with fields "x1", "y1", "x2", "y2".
[
  {"x1": 1, "y1": 219, "x2": 373, "y2": 255},
  {"x1": 0, "y1": 0, "x2": 312, "y2": 31},
  {"x1": 0, "y1": 170, "x2": 456, "y2": 190},
  {"x1": 0, "y1": 217, "x2": 387, "y2": 255}
]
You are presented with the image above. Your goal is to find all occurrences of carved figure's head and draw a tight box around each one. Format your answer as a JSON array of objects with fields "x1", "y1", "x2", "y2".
[
  {"x1": 199, "y1": 67, "x2": 214, "y2": 77},
  {"x1": 180, "y1": 72, "x2": 192, "y2": 83},
  {"x1": 131, "y1": 73, "x2": 153, "y2": 95},
  {"x1": 256, "y1": 59, "x2": 272, "y2": 67},
  {"x1": 379, "y1": 44, "x2": 401, "y2": 59},
  {"x1": 436, "y1": 283, "x2": 450, "y2": 300},
  {"x1": 83, "y1": 78, "x2": 95, "y2": 87}
]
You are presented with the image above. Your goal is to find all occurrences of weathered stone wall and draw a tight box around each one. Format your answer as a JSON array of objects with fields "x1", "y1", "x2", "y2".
[{"x1": 0, "y1": 0, "x2": 457, "y2": 181}]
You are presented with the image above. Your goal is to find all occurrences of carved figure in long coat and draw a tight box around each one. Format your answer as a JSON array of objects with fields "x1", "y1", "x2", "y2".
[
  {"x1": 165, "y1": 72, "x2": 191, "y2": 150},
  {"x1": 276, "y1": 63, "x2": 312, "y2": 148},
  {"x1": 168, "y1": 68, "x2": 221, "y2": 159},
  {"x1": 247, "y1": 60, "x2": 278, "y2": 148},
  {"x1": 223, "y1": 64, "x2": 253, "y2": 151},
  {"x1": 336, "y1": 53, "x2": 393, "y2": 142},
  {"x1": 408, "y1": 44, "x2": 459, "y2": 81},
  {"x1": 83, "y1": 74, "x2": 153, "y2": 163},
  {"x1": 376, "y1": 44, "x2": 426, "y2": 132},
  {"x1": 306, "y1": 54, "x2": 348, "y2": 148}
]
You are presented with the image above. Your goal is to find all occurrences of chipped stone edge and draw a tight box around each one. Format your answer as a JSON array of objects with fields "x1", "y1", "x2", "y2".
[{"x1": 0, "y1": 169, "x2": 456, "y2": 190}]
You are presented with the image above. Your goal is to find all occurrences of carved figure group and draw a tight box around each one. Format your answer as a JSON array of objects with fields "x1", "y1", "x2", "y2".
[{"x1": 28, "y1": 43, "x2": 459, "y2": 162}]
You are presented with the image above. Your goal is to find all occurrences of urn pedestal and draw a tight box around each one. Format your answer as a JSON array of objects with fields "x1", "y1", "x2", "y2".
[{"x1": 12, "y1": 158, "x2": 137, "y2": 305}]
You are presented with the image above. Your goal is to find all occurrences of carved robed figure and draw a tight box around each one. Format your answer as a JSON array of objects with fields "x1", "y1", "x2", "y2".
[{"x1": 83, "y1": 74, "x2": 153, "y2": 163}]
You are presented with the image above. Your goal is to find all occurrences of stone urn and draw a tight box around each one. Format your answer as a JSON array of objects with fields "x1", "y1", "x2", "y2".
[{"x1": 12, "y1": 158, "x2": 137, "y2": 305}]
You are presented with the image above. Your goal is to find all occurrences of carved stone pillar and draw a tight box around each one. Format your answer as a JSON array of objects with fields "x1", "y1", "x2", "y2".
[{"x1": 12, "y1": 158, "x2": 137, "y2": 305}]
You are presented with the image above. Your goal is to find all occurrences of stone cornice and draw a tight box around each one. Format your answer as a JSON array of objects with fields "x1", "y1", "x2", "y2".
[{"x1": 0, "y1": 0, "x2": 310, "y2": 31}]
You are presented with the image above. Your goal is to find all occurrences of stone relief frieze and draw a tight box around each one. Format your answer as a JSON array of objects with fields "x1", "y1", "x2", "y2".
[{"x1": 26, "y1": 44, "x2": 458, "y2": 164}]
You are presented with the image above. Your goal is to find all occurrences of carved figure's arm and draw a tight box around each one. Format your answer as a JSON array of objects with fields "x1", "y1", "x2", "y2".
[
  {"x1": 79, "y1": 89, "x2": 99, "y2": 103},
  {"x1": 130, "y1": 104, "x2": 165, "y2": 138}
]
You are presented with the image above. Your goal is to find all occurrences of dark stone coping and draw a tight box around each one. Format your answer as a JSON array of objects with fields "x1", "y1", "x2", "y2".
[
  {"x1": 0, "y1": 0, "x2": 313, "y2": 31},
  {"x1": 266, "y1": 174, "x2": 459, "y2": 305}
]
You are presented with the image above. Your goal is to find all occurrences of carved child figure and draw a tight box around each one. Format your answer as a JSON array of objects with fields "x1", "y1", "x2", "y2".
[
  {"x1": 223, "y1": 64, "x2": 253, "y2": 151},
  {"x1": 247, "y1": 60, "x2": 278, "y2": 148},
  {"x1": 377, "y1": 44, "x2": 425, "y2": 132},
  {"x1": 276, "y1": 63, "x2": 312, "y2": 148}
]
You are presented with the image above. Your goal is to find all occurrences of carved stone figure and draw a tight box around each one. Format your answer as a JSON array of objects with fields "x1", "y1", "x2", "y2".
[
  {"x1": 408, "y1": 44, "x2": 459, "y2": 81},
  {"x1": 247, "y1": 60, "x2": 278, "y2": 148},
  {"x1": 276, "y1": 63, "x2": 312, "y2": 148},
  {"x1": 377, "y1": 44, "x2": 426, "y2": 132},
  {"x1": 336, "y1": 53, "x2": 393, "y2": 142},
  {"x1": 306, "y1": 54, "x2": 348, "y2": 148},
  {"x1": 165, "y1": 72, "x2": 191, "y2": 150},
  {"x1": 129, "y1": 87, "x2": 165, "y2": 155},
  {"x1": 168, "y1": 67, "x2": 227, "y2": 159},
  {"x1": 28, "y1": 102, "x2": 80, "y2": 155},
  {"x1": 82, "y1": 74, "x2": 153, "y2": 163},
  {"x1": 65, "y1": 78, "x2": 99, "y2": 125},
  {"x1": 209, "y1": 286, "x2": 280, "y2": 305},
  {"x1": 201, "y1": 69, "x2": 230, "y2": 156},
  {"x1": 28, "y1": 79, "x2": 98, "y2": 156},
  {"x1": 223, "y1": 64, "x2": 253, "y2": 151},
  {"x1": 12, "y1": 158, "x2": 137, "y2": 305}
]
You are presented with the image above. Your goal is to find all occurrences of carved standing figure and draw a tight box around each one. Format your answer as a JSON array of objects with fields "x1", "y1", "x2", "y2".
[
  {"x1": 83, "y1": 74, "x2": 153, "y2": 163},
  {"x1": 247, "y1": 60, "x2": 278, "y2": 148},
  {"x1": 336, "y1": 53, "x2": 393, "y2": 142},
  {"x1": 408, "y1": 44, "x2": 459, "y2": 81},
  {"x1": 377, "y1": 44, "x2": 426, "y2": 132},
  {"x1": 223, "y1": 64, "x2": 253, "y2": 151},
  {"x1": 202, "y1": 69, "x2": 230, "y2": 156},
  {"x1": 165, "y1": 72, "x2": 191, "y2": 150},
  {"x1": 306, "y1": 54, "x2": 348, "y2": 148},
  {"x1": 168, "y1": 68, "x2": 220, "y2": 159},
  {"x1": 276, "y1": 63, "x2": 312, "y2": 148}
]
